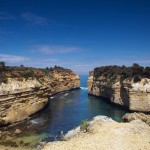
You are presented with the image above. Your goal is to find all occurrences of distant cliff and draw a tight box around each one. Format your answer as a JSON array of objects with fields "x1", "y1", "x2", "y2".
[
  {"x1": 88, "y1": 64, "x2": 150, "y2": 112},
  {"x1": 0, "y1": 66, "x2": 80, "y2": 126}
]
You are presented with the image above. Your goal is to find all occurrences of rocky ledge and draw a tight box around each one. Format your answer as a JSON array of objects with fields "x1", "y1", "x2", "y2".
[
  {"x1": 122, "y1": 112, "x2": 150, "y2": 126},
  {"x1": 88, "y1": 65, "x2": 150, "y2": 112},
  {"x1": 42, "y1": 115, "x2": 150, "y2": 150},
  {"x1": 0, "y1": 66, "x2": 80, "y2": 126}
]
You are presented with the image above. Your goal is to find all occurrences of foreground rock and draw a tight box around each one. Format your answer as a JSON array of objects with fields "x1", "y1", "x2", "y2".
[
  {"x1": 0, "y1": 67, "x2": 80, "y2": 126},
  {"x1": 88, "y1": 65, "x2": 150, "y2": 112},
  {"x1": 122, "y1": 112, "x2": 150, "y2": 126},
  {"x1": 42, "y1": 116, "x2": 150, "y2": 150}
]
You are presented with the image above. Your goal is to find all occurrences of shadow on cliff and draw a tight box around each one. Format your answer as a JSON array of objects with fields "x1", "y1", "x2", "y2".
[
  {"x1": 120, "y1": 85, "x2": 130, "y2": 110},
  {"x1": 0, "y1": 98, "x2": 52, "y2": 136}
]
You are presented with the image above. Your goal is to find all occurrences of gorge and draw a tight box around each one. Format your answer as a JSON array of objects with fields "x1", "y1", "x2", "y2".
[
  {"x1": 0, "y1": 65, "x2": 150, "y2": 150},
  {"x1": 42, "y1": 65, "x2": 150, "y2": 150}
]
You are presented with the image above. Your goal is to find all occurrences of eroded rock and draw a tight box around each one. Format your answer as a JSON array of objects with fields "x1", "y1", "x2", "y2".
[
  {"x1": 122, "y1": 112, "x2": 150, "y2": 126},
  {"x1": 88, "y1": 71, "x2": 150, "y2": 112},
  {"x1": 0, "y1": 69, "x2": 80, "y2": 126},
  {"x1": 42, "y1": 115, "x2": 150, "y2": 150},
  {"x1": 14, "y1": 129, "x2": 21, "y2": 134}
]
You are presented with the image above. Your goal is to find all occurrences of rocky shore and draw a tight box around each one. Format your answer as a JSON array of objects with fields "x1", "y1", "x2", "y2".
[
  {"x1": 122, "y1": 112, "x2": 150, "y2": 126},
  {"x1": 0, "y1": 67, "x2": 80, "y2": 126},
  {"x1": 42, "y1": 115, "x2": 150, "y2": 150}
]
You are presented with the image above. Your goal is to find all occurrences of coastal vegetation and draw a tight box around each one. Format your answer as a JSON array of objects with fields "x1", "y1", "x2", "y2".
[
  {"x1": 0, "y1": 62, "x2": 70, "y2": 84},
  {"x1": 94, "y1": 63, "x2": 150, "y2": 82},
  {"x1": 80, "y1": 119, "x2": 90, "y2": 132},
  {"x1": 88, "y1": 63, "x2": 150, "y2": 112}
]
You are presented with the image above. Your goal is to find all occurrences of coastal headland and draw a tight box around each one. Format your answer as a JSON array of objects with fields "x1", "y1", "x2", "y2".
[{"x1": 0, "y1": 65, "x2": 80, "y2": 126}]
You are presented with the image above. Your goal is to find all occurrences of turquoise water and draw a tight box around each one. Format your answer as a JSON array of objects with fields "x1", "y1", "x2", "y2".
[{"x1": 1, "y1": 75, "x2": 128, "y2": 149}]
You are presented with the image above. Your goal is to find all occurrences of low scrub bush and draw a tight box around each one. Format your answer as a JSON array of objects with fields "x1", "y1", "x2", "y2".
[
  {"x1": 80, "y1": 119, "x2": 90, "y2": 132},
  {"x1": 94, "y1": 63, "x2": 150, "y2": 82}
]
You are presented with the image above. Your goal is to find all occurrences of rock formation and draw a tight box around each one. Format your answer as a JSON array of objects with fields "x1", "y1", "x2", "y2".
[
  {"x1": 0, "y1": 67, "x2": 80, "y2": 126},
  {"x1": 88, "y1": 66, "x2": 150, "y2": 112},
  {"x1": 122, "y1": 112, "x2": 150, "y2": 126},
  {"x1": 42, "y1": 115, "x2": 150, "y2": 150}
]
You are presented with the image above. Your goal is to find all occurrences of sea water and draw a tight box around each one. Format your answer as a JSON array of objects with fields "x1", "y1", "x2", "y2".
[{"x1": 0, "y1": 75, "x2": 128, "y2": 149}]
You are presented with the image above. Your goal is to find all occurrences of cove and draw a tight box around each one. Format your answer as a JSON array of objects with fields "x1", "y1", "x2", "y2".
[{"x1": 0, "y1": 75, "x2": 129, "y2": 150}]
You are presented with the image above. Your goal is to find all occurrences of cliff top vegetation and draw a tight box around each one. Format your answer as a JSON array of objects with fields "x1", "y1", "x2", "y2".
[
  {"x1": 94, "y1": 63, "x2": 150, "y2": 82},
  {"x1": 0, "y1": 62, "x2": 71, "y2": 83}
]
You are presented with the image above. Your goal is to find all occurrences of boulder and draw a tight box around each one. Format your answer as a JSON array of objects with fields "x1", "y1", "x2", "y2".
[
  {"x1": 14, "y1": 129, "x2": 21, "y2": 134},
  {"x1": 122, "y1": 112, "x2": 150, "y2": 126}
]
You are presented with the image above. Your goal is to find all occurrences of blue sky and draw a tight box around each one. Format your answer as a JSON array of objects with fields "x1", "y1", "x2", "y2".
[{"x1": 0, "y1": 0, "x2": 150, "y2": 75}]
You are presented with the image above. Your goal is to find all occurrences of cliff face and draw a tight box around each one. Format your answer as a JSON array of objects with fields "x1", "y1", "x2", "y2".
[
  {"x1": 0, "y1": 69, "x2": 80, "y2": 126},
  {"x1": 88, "y1": 71, "x2": 150, "y2": 112}
]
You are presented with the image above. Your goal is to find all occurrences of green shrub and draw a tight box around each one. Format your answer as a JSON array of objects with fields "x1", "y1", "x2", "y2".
[
  {"x1": 80, "y1": 119, "x2": 90, "y2": 132},
  {"x1": 23, "y1": 70, "x2": 35, "y2": 79},
  {"x1": 93, "y1": 63, "x2": 150, "y2": 82},
  {"x1": 0, "y1": 74, "x2": 7, "y2": 83}
]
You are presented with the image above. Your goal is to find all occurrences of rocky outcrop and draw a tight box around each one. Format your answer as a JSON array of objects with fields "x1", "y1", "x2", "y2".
[
  {"x1": 0, "y1": 69, "x2": 80, "y2": 126},
  {"x1": 64, "y1": 116, "x2": 114, "y2": 140},
  {"x1": 122, "y1": 113, "x2": 150, "y2": 126},
  {"x1": 88, "y1": 71, "x2": 150, "y2": 112},
  {"x1": 42, "y1": 115, "x2": 150, "y2": 150}
]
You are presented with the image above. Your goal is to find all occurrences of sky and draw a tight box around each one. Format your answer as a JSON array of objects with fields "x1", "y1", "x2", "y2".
[{"x1": 0, "y1": 0, "x2": 150, "y2": 75}]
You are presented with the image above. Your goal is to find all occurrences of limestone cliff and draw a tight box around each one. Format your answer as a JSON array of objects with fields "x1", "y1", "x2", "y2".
[
  {"x1": 88, "y1": 66, "x2": 150, "y2": 112},
  {"x1": 0, "y1": 67, "x2": 80, "y2": 126}
]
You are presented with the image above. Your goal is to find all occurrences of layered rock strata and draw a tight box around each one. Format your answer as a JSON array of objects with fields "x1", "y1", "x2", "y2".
[
  {"x1": 0, "y1": 69, "x2": 80, "y2": 125},
  {"x1": 88, "y1": 71, "x2": 150, "y2": 112}
]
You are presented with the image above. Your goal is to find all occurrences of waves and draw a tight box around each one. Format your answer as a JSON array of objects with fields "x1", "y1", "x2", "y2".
[
  {"x1": 30, "y1": 118, "x2": 41, "y2": 124},
  {"x1": 80, "y1": 87, "x2": 88, "y2": 90},
  {"x1": 64, "y1": 93, "x2": 68, "y2": 96}
]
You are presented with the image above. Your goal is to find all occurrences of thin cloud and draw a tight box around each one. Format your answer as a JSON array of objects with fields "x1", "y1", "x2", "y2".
[
  {"x1": 74, "y1": 64, "x2": 93, "y2": 67},
  {"x1": 31, "y1": 45, "x2": 80, "y2": 54},
  {"x1": 107, "y1": 58, "x2": 150, "y2": 66},
  {"x1": 42, "y1": 58, "x2": 58, "y2": 62},
  {"x1": 0, "y1": 54, "x2": 29, "y2": 63},
  {"x1": 86, "y1": 58, "x2": 150, "y2": 67},
  {"x1": 0, "y1": 30, "x2": 7, "y2": 34},
  {"x1": 137, "y1": 60, "x2": 150, "y2": 64},
  {"x1": 0, "y1": 12, "x2": 15, "y2": 20},
  {"x1": 0, "y1": 30, "x2": 12, "y2": 35},
  {"x1": 21, "y1": 12, "x2": 49, "y2": 26}
]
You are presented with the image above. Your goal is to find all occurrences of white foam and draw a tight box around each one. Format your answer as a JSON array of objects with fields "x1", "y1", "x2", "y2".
[
  {"x1": 66, "y1": 99, "x2": 72, "y2": 103},
  {"x1": 80, "y1": 87, "x2": 88, "y2": 90},
  {"x1": 30, "y1": 120, "x2": 38, "y2": 124},
  {"x1": 64, "y1": 93, "x2": 68, "y2": 96}
]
